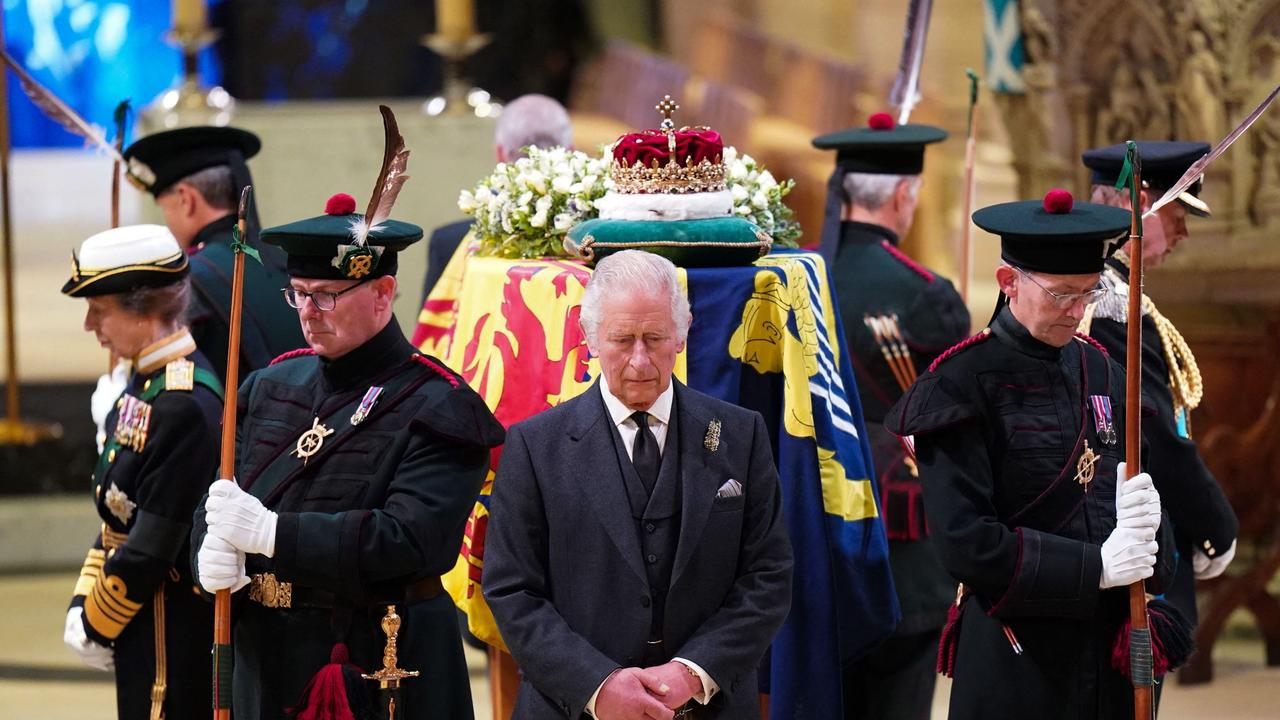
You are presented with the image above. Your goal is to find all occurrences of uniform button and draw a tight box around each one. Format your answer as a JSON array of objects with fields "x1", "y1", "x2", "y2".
[
  {"x1": 641, "y1": 596, "x2": 651, "y2": 608},
  {"x1": 647, "y1": 553, "x2": 657, "y2": 564},
  {"x1": 107, "y1": 449, "x2": 116, "y2": 462},
  {"x1": 645, "y1": 522, "x2": 656, "y2": 533},
  {"x1": 143, "y1": 380, "x2": 151, "y2": 391}
]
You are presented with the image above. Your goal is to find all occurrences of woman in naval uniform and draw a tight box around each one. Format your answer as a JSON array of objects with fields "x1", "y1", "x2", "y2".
[{"x1": 61, "y1": 224, "x2": 225, "y2": 720}]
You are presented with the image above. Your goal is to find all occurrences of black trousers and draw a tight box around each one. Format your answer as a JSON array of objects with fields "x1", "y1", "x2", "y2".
[{"x1": 842, "y1": 629, "x2": 940, "y2": 720}]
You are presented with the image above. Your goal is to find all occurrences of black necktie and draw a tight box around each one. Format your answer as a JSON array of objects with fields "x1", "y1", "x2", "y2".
[{"x1": 630, "y1": 411, "x2": 660, "y2": 495}]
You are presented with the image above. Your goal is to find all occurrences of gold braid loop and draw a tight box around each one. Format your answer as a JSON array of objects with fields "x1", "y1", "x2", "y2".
[{"x1": 1144, "y1": 294, "x2": 1203, "y2": 413}]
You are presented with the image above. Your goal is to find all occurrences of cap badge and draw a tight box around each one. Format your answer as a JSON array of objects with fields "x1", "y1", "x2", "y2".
[{"x1": 333, "y1": 244, "x2": 382, "y2": 279}]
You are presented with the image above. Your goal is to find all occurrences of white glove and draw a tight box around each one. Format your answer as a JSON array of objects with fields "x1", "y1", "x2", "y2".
[
  {"x1": 1114, "y1": 463, "x2": 1161, "y2": 532},
  {"x1": 63, "y1": 607, "x2": 114, "y2": 671},
  {"x1": 1193, "y1": 539, "x2": 1237, "y2": 580},
  {"x1": 91, "y1": 362, "x2": 129, "y2": 454},
  {"x1": 1100, "y1": 527, "x2": 1158, "y2": 589},
  {"x1": 197, "y1": 534, "x2": 250, "y2": 593},
  {"x1": 206, "y1": 479, "x2": 278, "y2": 557}
]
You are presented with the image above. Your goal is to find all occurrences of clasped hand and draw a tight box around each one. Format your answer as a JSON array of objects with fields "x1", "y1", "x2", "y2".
[{"x1": 595, "y1": 661, "x2": 702, "y2": 720}]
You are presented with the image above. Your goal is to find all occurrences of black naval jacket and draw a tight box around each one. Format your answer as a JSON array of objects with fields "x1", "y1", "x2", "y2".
[
  {"x1": 1086, "y1": 257, "x2": 1237, "y2": 622},
  {"x1": 832, "y1": 220, "x2": 970, "y2": 635},
  {"x1": 192, "y1": 319, "x2": 504, "y2": 720},
  {"x1": 70, "y1": 333, "x2": 223, "y2": 720},
  {"x1": 886, "y1": 308, "x2": 1175, "y2": 720},
  {"x1": 188, "y1": 215, "x2": 304, "y2": 383}
]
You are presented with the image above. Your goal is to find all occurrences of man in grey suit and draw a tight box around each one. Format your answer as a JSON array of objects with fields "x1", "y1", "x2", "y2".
[{"x1": 484, "y1": 250, "x2": 794, "y2": 719}]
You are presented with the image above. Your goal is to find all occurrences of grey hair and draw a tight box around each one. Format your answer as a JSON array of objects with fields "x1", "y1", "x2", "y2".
[
  {"x1": 495, "y1": 94, "x2": 573, "y2": 158},
  {"x1": 174, "y1": 165, "x2": 236, "y2": 210},
  {"x1": 1090, "y1": 184, "x2": 1129, "y2": 208},
  {"x1": 580, "y1": 250, "x2": 691, "y2": 345},
  {"x1": 118, "y1": 277, "x2": 191, "y2": 326},
  {"x1": 842, "y1": 172, "x2": 920, "y2": 211}
]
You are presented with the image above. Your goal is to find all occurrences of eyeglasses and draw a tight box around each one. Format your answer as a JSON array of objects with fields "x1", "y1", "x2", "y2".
[
  {"x1": 1016, "y1": 269, "x2": 1108, "y2": 309},
  {"x1": 282, "y1": 280, "x2": 368, "y2": 312}
]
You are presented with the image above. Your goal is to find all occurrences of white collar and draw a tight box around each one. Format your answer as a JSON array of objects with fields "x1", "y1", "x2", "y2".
[
  {"x1": 135, "y1": 328, "x2": 197, "y2": 375},
  {"x1": 598, "y1": 373, "x2": 674, "y2": 427}
]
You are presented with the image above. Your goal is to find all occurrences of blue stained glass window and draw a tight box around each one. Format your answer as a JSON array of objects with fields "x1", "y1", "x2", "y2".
[{"x1": 3, "y1": 0, "x2": 224, "y2": 148}]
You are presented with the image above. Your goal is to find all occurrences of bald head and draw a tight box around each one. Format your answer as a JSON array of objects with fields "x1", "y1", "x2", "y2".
[{"x1": 494, "y1": 94, "x2": 573, "y2": 160}]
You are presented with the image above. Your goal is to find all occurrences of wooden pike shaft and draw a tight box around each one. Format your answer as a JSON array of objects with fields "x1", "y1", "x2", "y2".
[
  {"x1": 1124, "y1": 162, "x2": 1154, "y2": 720},
  {"x1": 0, "y1": 10, "x2": 18, "y2": 423},
  {"x1": 213, "y1": 186, "x2": 253, "y2": 720},
  {"x1": 960, "y1": 128, "x2": 977, "y2": 303},
  {"x1": 108, "y1": 121, "x2": 123, "y2": 374}
]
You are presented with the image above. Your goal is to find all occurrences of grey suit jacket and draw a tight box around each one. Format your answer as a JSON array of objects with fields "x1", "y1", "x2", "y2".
[{"x1": 483, "y1": 380, "x2": 794, "y2": 719}]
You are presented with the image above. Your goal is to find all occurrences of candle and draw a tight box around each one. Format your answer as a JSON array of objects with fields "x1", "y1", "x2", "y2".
[
  {"x1": 436, "y1": 0, "x2": 474, "y2": 42},
  {"x1": 173, "y1": 0, "x2": 207, "y2": 32}
]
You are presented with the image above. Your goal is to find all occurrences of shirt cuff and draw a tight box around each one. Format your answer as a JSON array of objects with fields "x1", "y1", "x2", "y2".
[
  {"x1": 585, "y1": 668, "x2": 622, "y2": 718},
  {"x1": 673, "y1": 657, "x2": 719, "y2": 704}
]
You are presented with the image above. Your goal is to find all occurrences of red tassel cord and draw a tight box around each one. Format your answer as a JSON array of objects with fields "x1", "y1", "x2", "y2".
[
  {"x1": 1110, "y1": 599, "x2": 1196, "y2": 680},
  {"x1": 290, "y1": 643, "x2": 373, "y2": 720}
]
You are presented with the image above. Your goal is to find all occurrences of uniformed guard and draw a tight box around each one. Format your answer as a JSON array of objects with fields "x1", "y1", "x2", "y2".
[
  {"x1": 124, "y1": 126, "x2": 304, "y2": 382},
  {"x1": 887, "y1": 190, "x2": 1178, "y2": 719},
  {"x1": 1081, "y1": 141, "x2": 1238, "y2": 626},
  {"x1": 61, "y1": 224, "x2": 224, "y2": 719},
  {"x1": 191, "y1": 112, "x2": 504, "y2": 719},
  {"x1": 812, "y1": 112, "x2": 970, "y2": 720}
]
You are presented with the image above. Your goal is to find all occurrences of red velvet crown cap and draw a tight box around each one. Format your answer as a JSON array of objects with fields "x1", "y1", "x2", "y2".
[{"x1": 613, "y1": 127, "x2": 724, "y2": 167}]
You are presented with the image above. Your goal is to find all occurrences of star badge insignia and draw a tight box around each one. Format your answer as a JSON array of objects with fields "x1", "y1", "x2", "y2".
[
  {"x1": 104, "y1": 482, "x2": 136, "y2": 524},
  {"x1": 293, "y1": 417, "x2": 336, "y2": 465}
]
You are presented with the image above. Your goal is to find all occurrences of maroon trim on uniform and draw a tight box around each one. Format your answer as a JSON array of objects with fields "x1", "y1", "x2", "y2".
[
  {"x1": 411, "y1": 354, "x2": 459, "y2": 388},
  {"x1": 928, "y1": 329, "x2": 992, "y2": 373},
  {"x1": 1075, "y1": 332, "x2": 1110, "y2": 358},
  {"x1": 988, "y1": 527, "x2": 1026, "y2": 616},
  {"x1": 269, "y1": 348, "x2": 317, "y2": 366},
  {"x1": 880, "y1": 240, "x2": 936, "y2": 282}
]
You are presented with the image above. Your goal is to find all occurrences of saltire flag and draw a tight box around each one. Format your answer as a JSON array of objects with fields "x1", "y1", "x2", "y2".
[
  {"x1": 415, "y1": 241, "x2": 898, "y2": 718},
  {"x1": 984, "y1": 0, "x2": 1027, "y2": 94}
]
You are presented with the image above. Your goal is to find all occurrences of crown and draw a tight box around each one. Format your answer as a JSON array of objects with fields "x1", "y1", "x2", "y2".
[{"x1": 609, "y1": 95, "x2": 727, "y2": 194}]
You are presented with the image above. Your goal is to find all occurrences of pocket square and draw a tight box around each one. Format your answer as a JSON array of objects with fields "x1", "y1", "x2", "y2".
[{"x1": 716, "y1": 478, "x2": 743, "y2": 499}]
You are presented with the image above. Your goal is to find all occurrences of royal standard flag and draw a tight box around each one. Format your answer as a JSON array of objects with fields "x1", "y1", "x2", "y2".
[{"x1": 416, "y1": 244, "x2": 898, "y2": 717}]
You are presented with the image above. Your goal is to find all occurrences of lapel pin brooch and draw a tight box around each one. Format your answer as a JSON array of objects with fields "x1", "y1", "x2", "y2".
[{"x1": 704, "y1": 419, "x2": 721, "y2": 452}]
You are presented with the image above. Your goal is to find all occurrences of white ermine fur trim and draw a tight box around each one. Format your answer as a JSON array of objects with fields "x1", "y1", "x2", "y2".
[{"x1": 596, "y1": 190, "x2": 733, "y2": 221}]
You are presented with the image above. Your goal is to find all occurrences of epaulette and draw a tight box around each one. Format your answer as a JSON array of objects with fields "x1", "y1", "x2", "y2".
[
  {"x1": 1090, "y1": 264, "x2": 1146, "y2": 324},
  {"x1": 269, "y1": 348, "x2": 316, "y2": 366},
  {"x1": 164, "y1": 358, "x2": 196, "y2": 391},
  {"x1": 880, "y1": 240, "x2": 935, "y2": 282},
  {"x1": 412, "y1": 353, "x2": 459, "y2": 388},
  {"x1": 1074, "y1": 332, "x2": 1110, "y2": 358},
  {"x1": 928, "y1": 328, "x2": 992, "y2": 373}
]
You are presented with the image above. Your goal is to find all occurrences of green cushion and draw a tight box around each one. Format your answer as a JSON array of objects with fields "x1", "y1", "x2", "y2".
[{"x1": 564, "y1": 216, "x2": 772, "y2": 267}]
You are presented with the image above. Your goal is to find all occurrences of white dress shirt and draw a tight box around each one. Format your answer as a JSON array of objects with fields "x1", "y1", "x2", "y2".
[{"x1": 585, "y1": 376, "x2": 720, "y2": 717}]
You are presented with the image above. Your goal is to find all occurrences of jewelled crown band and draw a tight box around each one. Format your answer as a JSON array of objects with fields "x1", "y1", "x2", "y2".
[{"x1": 609, "y1": 95, "x2": 727, "y2": 194}]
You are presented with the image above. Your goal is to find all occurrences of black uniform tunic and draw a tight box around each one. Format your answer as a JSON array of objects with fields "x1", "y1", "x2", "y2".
[
  {"x1": 187, "y1": 215, "x2": 304, "y2": 383},
  {"x1": 1085, "y1": 257, "x2": 1237, "y2": 624},
  {"x1": 886, "y1": 308, "x2": 1175, "y2": 720},
  {"x1": 192, "y1": 319, "x2": 504, "y2": 720},
  {"x1": 833, "y1": 220, "x2": 969, "y2": 719},
  {"x1": 70, "y1": 334, "x2": 223, "y2": 720}
]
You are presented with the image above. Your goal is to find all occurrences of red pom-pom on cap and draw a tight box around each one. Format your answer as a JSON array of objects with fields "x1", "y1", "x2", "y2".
[
  {"x1": 1042, "y1": 188, "x2": 1074, "y2": 214},
  {"x1": 325, "y1": 193, "x2": 357, "y2": 216},
  {"x1": 868, "y1": 112, "x2": 895, "y2": 131}
]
